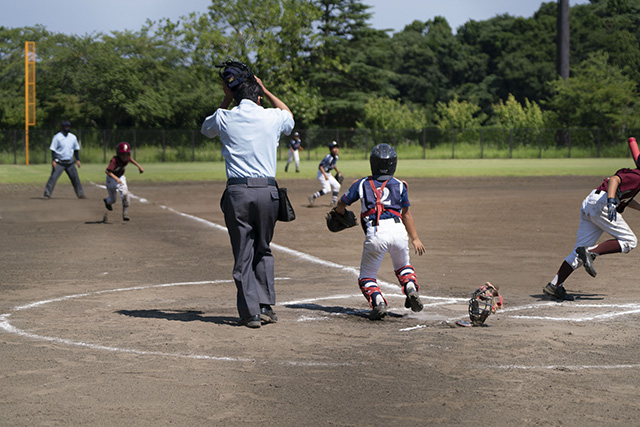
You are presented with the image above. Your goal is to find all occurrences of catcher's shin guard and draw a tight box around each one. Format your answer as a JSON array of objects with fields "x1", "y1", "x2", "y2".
[
  {"x1": 359, "y1": 278, "x2": 387, "y2": 308},
  {"x1": 395, "y1": 265, "x2": 419, "y2": 294}
]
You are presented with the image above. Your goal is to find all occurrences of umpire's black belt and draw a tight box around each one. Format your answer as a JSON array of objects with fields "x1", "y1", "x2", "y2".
[{"x1": 227, "y1": 177, "x2": 277, "y2": 187}]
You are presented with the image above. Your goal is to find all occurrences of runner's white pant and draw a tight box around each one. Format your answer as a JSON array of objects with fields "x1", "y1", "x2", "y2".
[
  {"x1": 316, "y1": 171, "x2": 341, "y2": 194},
  {"x1": 359, "y1": 218, "x2": 410, "y2": 280},
  {"x1": 565, "y1": 189, "x2": 637, "y2": 268},
  {"x1": 106, "y1": 175, "x2": 130, "y2": 206}
]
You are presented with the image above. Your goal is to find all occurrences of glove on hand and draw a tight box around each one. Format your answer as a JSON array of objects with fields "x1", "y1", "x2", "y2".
[
  {"x1": 335, "y1": 172, "x2": 344, "y2": 184},
  {"x1": 326, "y1": 207, "x2": 357, "y2": 232},
  {"x1": 607, "y1": 197, "x2": 617, "y2": 222}
]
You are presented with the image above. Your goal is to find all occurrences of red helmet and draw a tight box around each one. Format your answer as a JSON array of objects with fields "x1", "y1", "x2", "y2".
[{"x1": 116, "y1": 142, "x2": 131, "y2": 154}]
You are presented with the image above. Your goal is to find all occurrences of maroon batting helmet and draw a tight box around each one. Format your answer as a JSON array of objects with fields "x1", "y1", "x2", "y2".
[{"x1": 116, "y1": 142, "x2": 131, "y2": 154}]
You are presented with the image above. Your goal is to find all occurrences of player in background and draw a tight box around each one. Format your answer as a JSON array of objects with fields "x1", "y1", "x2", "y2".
[
  {"x1": 104, "y1": 142, "x2": 144, "y2": 221},
  {"x1": 335, "y1": 143, "x2": 426, "y2": 320},
  {"x1": 308, "y1": 140, "x2": 341, "y2": 206},
  {"x1": 544, "y1": 137, "x2": 640, "y2": 301},
  {"x1": 284, "y1": 131, "x2": 303, "y2": 173}
]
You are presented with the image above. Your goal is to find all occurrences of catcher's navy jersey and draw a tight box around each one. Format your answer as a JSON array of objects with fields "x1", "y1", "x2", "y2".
[
  {"x1": 341, "y1": 177, "x2": 409, "y2": 222},
  {"x1": 319, "y1": 154, "x2": 338, "y2": 171}
]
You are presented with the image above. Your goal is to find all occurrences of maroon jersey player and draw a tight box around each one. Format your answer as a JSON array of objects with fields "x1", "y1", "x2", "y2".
[
  {"x1": 103, "y1": 142, "x2": 144, "y2": 221},
  {"x1": 543, "y1": 137, "x2": 640, "y2": 300}
]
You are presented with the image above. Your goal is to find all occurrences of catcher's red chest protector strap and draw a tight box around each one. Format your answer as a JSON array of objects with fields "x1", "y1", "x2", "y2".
[{"x1": 361, "y1": 178, "x2": 401, "y2": 229}]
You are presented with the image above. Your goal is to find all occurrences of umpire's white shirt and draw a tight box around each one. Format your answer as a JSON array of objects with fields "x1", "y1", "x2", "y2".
[
  {"x1": 201, "y1": 99, "x2": 294, "y2": 179},
  {"x1": 50, "y1": 132, "x2": 80, "y2": 161}
]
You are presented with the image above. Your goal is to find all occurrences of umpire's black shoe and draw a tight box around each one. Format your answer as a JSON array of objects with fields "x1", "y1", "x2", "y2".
[
  {"x1": 103, "y1": 198, "x2": 113, "y2": 211},
  {"x1": 576, "y1": 246, "x2": 597, "y2": 277},
  {"x1": 259, "y1": 305, "x2": 278, "y2": 324},
  {"x1": 239, "y1": 315, "x2": 261, "y2": 328},
  {"x1": 543, "y1": 283, "x2": 574, "y2": 301}
]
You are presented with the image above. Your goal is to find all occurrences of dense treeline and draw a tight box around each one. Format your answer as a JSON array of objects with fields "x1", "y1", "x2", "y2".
[{"x1": 1, "y1": 0, "x2": 639, "y2": 138}]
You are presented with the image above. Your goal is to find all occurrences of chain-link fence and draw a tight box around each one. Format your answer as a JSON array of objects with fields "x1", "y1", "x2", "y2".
[{"x1": 1, "y1": 127, "x2": 636, "y2": 165}]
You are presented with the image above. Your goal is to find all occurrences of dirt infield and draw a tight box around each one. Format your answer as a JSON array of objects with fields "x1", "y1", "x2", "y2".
[{"x1": 2, "y1": 175, "x2": 640, "y2": 426}]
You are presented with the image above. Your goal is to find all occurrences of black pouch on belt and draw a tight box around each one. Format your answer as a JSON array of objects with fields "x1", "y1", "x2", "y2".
[{"x1": 276, "y1": 184, "x2": 296, "y2": 222}]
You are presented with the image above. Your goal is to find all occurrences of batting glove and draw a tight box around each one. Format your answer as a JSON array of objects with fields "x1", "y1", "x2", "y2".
[{"x1": 607, "y1": 197, "x2": 617, "y2": 222}]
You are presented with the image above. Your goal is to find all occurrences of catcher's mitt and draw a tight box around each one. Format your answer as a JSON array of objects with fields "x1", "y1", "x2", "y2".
[
  {"x1": 326, "y1": 207, "x2": 357, "y2": 232},
  {"x1": 468, "y1": 282, "x2": 503, "y2": 326},
  {"x1": 335, "y1": 172, "x2": 344, "y2": 184}
]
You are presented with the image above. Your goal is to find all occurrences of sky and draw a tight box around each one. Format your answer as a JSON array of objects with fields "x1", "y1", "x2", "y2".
[{"x1": 0, "y1": 0, "x2": 592, "y2": 36}]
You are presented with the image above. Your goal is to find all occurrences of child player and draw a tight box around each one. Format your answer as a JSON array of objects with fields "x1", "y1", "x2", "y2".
[
  {"x1": 544, "y1": 137, "x2": 640, "y2": 301},
  {"x1": 103, "y1": 142, "x2": 144, "y2": 221},
  {"x1": 335, "y1": 143, "x2": 426, "y2": 320},
  {"x1": 308, "y1": 140, "x2": 341, "y2": 206}
]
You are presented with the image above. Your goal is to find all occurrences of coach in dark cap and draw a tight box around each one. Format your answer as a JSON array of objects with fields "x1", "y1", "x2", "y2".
[
  {"x1": 44, "y1": 120, "x2": 85, "y2": 199},
  {"x1": 201, "y1": 61, "x2": 294, "y2": 328}
]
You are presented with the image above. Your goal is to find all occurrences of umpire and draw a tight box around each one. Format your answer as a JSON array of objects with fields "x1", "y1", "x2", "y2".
[
  {"x1": 43, "y1": 120, "x2": 86, "y2": 199},
  {"x1": 201, "y1": 61, "x2": 294, "y2": 328}
]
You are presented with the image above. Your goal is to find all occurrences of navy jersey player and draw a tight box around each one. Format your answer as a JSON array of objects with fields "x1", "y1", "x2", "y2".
[
  {"x1": 309, "y1": 141, "x2": 341, "y2": 206},
  {"x1": 285, "y1": 131, "x2": 303, "y2": 172},
  {"x1": 335, "y1": 143, "x2": 426, "y2": 320}
]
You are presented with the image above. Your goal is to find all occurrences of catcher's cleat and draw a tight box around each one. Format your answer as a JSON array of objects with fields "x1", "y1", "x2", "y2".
[
  {"x1": 103, "y1": 198, "x2": 112, "y2": 211},
  {"x1": 543, "y1": 283, "x2": 574, "y2": 301},
  {"x1": 576, "y1": 246, "x2": 597, "y2": 277},
  {"x1": 404, "y1": 290, "x2": 424, "y2": 312},
  {"x1": 259, "y1": 305, "x2": 278, "y2": 324},
  {"x1": 370, "y1": 302, "x2": 388, "y2": 320}
]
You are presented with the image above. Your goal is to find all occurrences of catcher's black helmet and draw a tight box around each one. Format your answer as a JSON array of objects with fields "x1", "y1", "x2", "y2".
[
  {"x1": 370, "y1": 143, "x2": 397, "y2": 179},
  {"x1": 216, "y1": 60, "x2": 254, "y2": 90}
]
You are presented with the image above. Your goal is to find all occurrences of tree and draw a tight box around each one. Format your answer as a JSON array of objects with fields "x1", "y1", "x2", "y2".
[
  {"x1": 356, "y1": 96, "x2": 426, "y2": 130},
  {"x1": 491, "y1": 94, "x2": 544, "y2": 129},
  {"x1": 307, "y1": 0, "x2": 394, "y2": 127},
  {"x1": 156, "y1": 0, "x2": 322, "y2": 127},
  {"x1": 434, "y1": 96, "x2": 486, "y2": 130},
  {"x1": 545, "y1": 51, "x2": 640, "y2": 133},
  {"x1": 390, "y1": 17, "x2": 475, "y2": 112}
]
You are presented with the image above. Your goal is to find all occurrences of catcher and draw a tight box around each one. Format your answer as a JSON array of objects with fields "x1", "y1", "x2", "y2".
[
  {"x1": 308, "y1": 140, "x2": 343, "y2": 207},
  {"x1": 328, "y1": 143, "x2": 426, "y2": 320}
]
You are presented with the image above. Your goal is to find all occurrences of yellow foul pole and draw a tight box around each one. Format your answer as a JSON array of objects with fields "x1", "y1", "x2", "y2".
[{"x1": 25, "y1": 41, "x2": 36, "y2": 165}]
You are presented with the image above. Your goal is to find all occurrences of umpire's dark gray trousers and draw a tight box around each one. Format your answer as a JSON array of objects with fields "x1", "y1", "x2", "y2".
[
  {"x1": 44, "y1": 160, "x2": 85, "y2": 198},
  {"x1": 222, "y1": 177, "x2": 279, "y2": 319}
]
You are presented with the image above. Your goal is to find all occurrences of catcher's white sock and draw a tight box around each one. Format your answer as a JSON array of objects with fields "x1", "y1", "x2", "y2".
[
  {"x1": 374, "y1": 294, "x2": 385, "y2": 306},
  {"x1": 405, "y1": 283, "x2": 417, "y2": 294}
]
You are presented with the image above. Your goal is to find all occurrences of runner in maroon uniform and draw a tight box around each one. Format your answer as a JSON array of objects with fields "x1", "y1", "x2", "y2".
[
  {"x1": 544, "y1": 138, "x2": 640, "y2": 300},
  {"x1": 104, "y1": 142, "x2": 144, "y2": 221}
]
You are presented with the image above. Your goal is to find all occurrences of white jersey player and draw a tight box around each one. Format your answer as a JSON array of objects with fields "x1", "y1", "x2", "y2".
[{"x1": 308, "y1": 141, "x2": 341, "y2": 206}]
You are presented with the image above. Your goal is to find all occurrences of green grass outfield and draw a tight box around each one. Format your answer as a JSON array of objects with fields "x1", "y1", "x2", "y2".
[{"x1": 0, "y1": 158, "x2": 635, "y2": 185}]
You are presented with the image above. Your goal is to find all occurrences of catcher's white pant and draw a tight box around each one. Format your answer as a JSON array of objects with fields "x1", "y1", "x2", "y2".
[
  {"x1": 316, "y1": 171, "x2": 341, "y2": 194},
  {"x1": 359, "y1": 218, "x2": 410, "y2": 279},
  {"x1": 106, "y1": 175, "x2": 130, "y2": 206},
  {"x1": 565, "y1": 189, "x2": 637, "y2": 269},
  {"x1": 286, "y1": 149, "x2": 300, "y2": 169}
]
